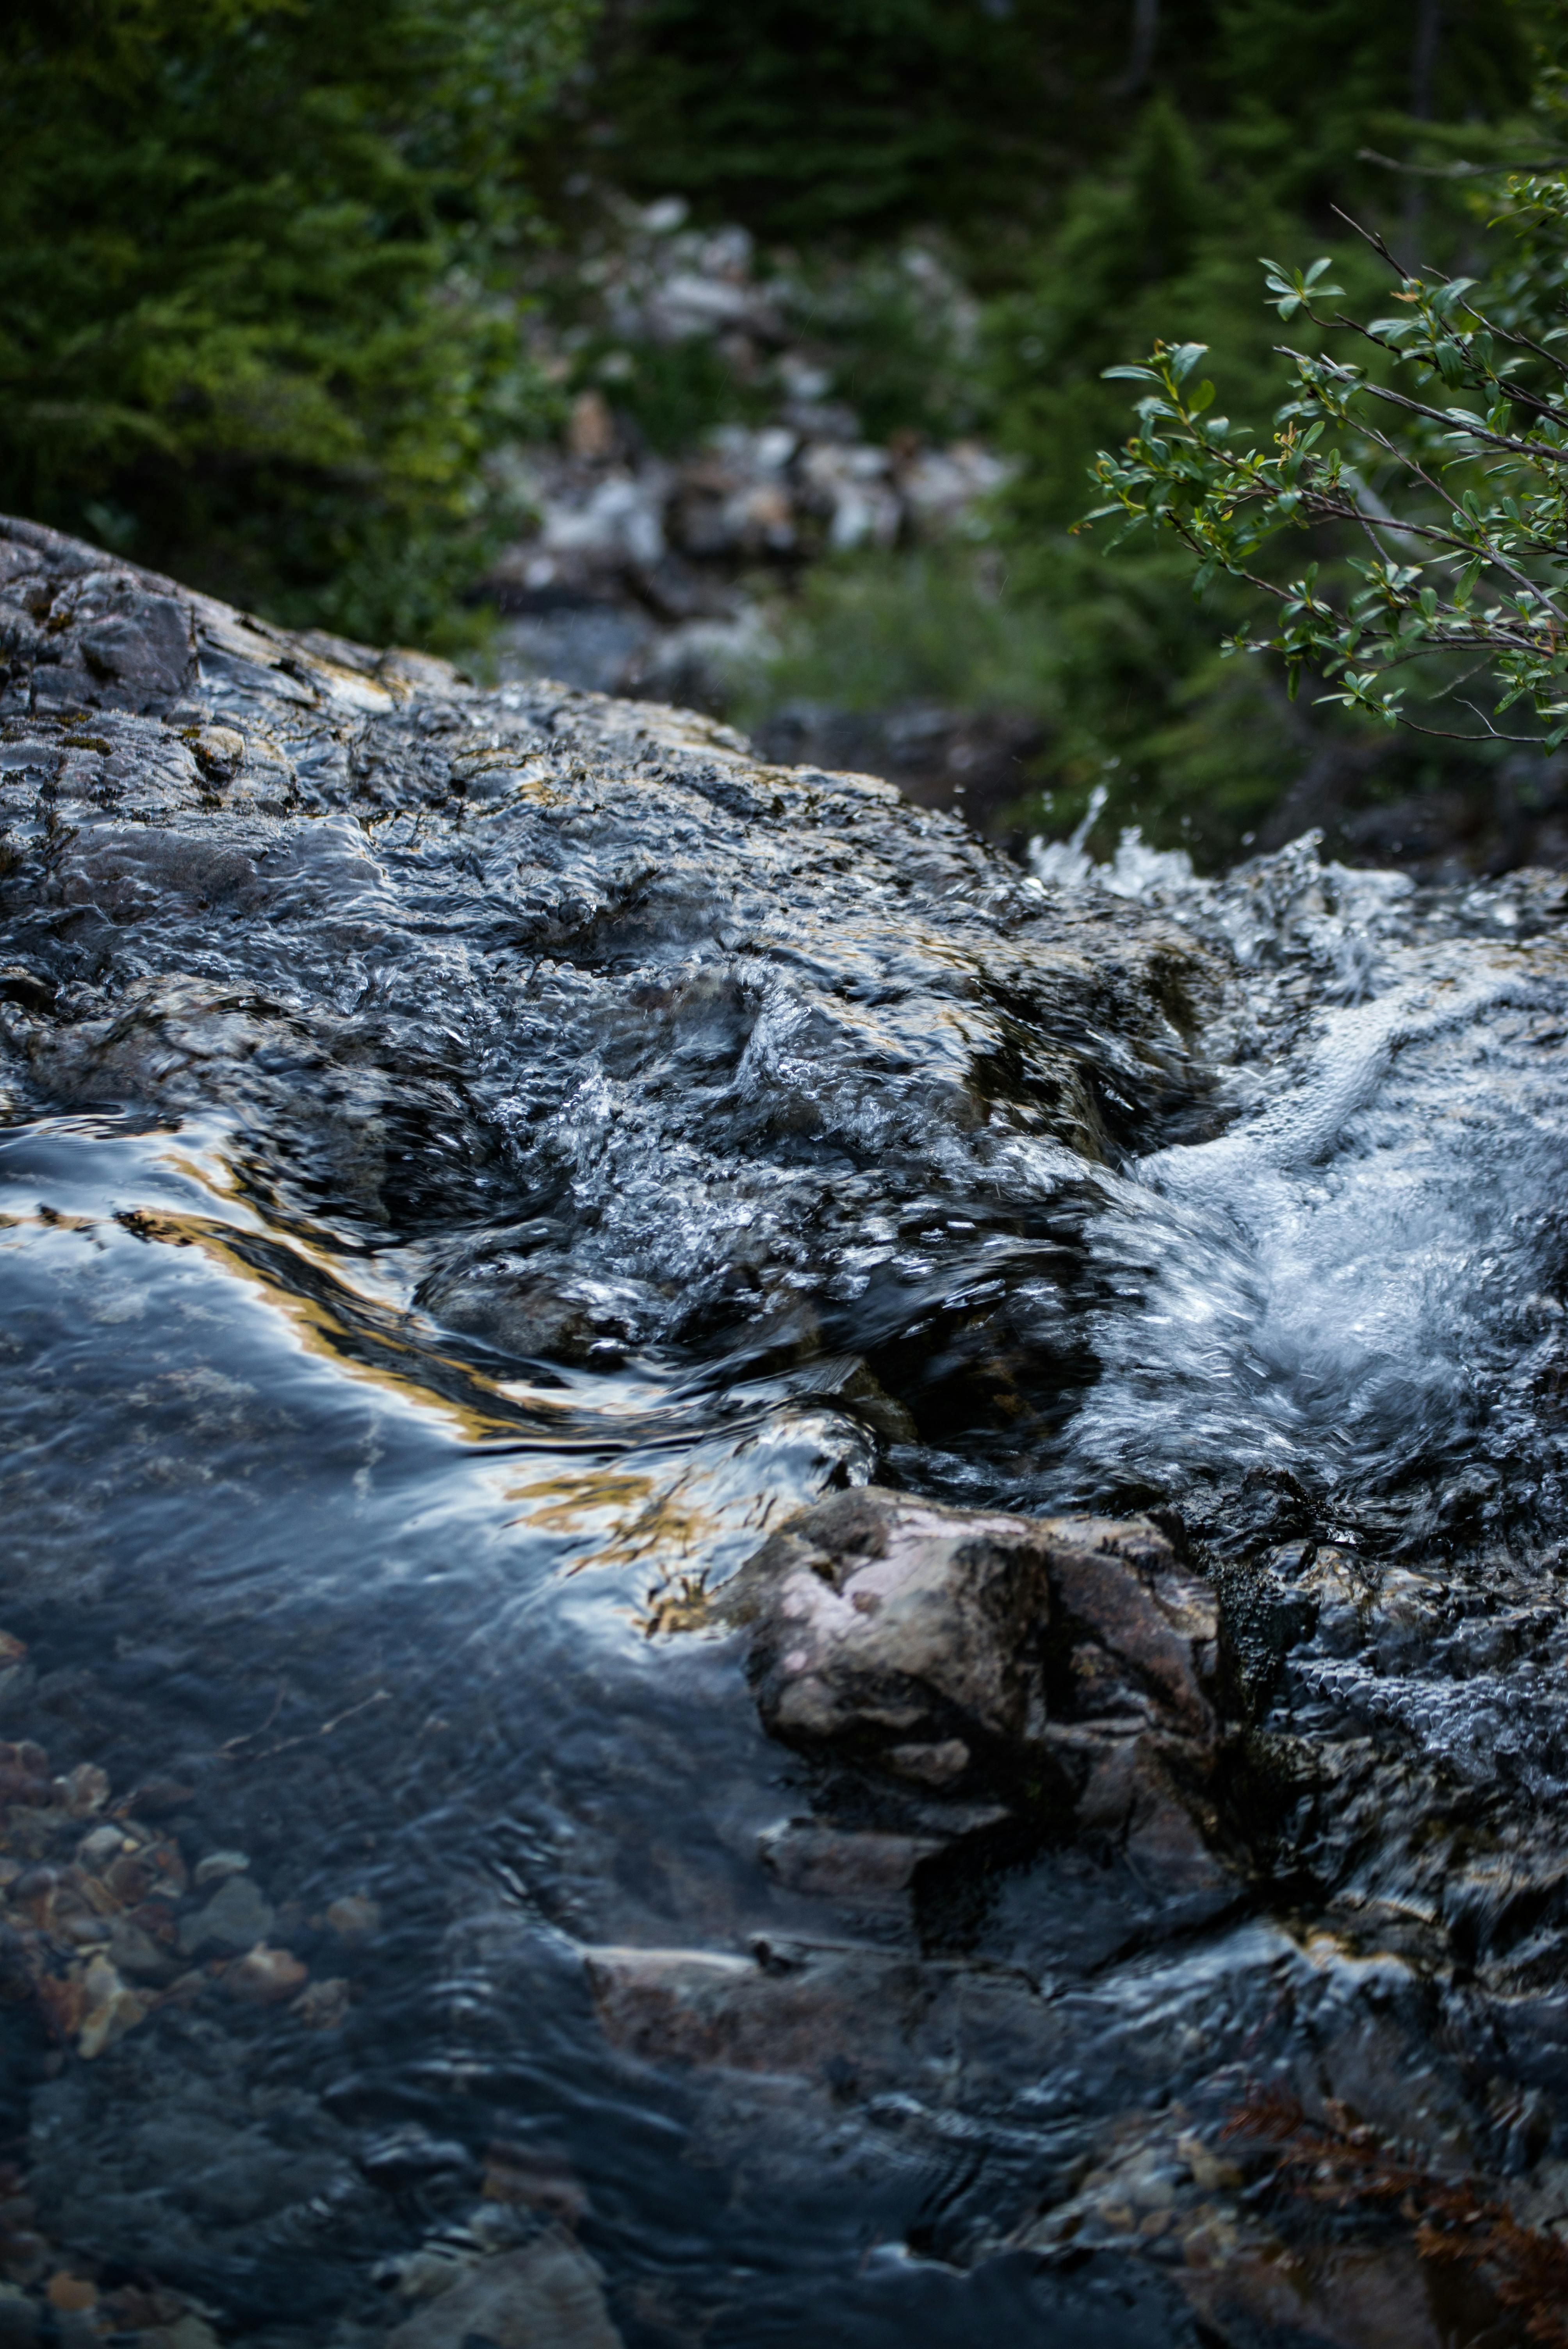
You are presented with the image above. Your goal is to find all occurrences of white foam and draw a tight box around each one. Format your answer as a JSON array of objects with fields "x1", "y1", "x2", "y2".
[{"x1": 1030, "y1": 837, "x2": 1568, "y2": 1535}]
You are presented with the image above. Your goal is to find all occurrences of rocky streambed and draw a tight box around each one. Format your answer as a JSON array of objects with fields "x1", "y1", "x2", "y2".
[{"x1": 2, "y1": 514, "x2": 1568, "y2": 2345}]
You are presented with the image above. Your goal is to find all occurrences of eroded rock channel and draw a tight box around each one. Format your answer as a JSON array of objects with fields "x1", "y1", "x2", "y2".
[{"x1": 2, "y1": 515, "x2": 1568, "y2": 2345}]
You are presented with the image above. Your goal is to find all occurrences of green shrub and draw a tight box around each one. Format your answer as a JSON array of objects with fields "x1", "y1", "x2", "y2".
[
  {"x1": 741, "y1": 549, "x2": 1058, "y2": 723},
  {"x1": 1085, "y1": 48, "x2": 1568, "y2": 754},
  {"x1": 973, "y1": 12, "x2": 1541, "y2": 862},
  {"x1": 583, "y1": 0, "x2": 1155, "y2": 248}
]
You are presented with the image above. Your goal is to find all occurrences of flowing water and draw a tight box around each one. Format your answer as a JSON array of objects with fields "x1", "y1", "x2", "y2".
[{"x1": 3, "y1": 520, "x2": 1568, "y2": 2345}]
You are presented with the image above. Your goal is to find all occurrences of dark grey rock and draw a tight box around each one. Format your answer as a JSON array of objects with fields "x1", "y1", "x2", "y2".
[
  {"x1": 178, "y1": 1871, "x2": 273, "y2": 1955},
  {"x1": 383, "y1": 2231, "x2": 621, "y2": 2349},
  {"x1": 0, "y1": 513, "x2": 1218, "y2": 1411}
]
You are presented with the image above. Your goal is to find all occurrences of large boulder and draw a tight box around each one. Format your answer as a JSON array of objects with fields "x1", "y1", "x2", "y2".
[
  {"x1": 718, "y1": 1486, "x2": 1058, "y2": 1772},
  {"x1": 718, "y1": 1487, "x2": 1226, "y2": 1888}
]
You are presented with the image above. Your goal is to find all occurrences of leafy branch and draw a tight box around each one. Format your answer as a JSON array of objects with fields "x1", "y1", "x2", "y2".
[{"x1": 1083, "y1": 165, "x2": 1568, "y2": 750}]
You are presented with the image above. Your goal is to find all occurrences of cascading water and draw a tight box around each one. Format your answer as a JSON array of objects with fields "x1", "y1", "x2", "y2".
[
  {"x1": 2, "y1": 516, "x2": 1566, "y2": 2347},
  {"x1": 1026, "y1": 839, "x2": 1568, "y2": 1557}
]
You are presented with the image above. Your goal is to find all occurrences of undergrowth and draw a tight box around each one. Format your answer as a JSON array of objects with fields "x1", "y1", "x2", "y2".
[{"x1": 1226, "y1": 2088, "x2": 1568, "y2": 2346}]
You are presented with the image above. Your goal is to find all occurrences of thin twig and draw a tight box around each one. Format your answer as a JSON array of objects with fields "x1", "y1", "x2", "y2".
[
  {"x1": 1357, "y1": 146, "x2": 1566, "y2": 179},
  {"x1": 1337, "y1": 312, "x2": 1568, "y2": 424},
  {"x1": 1329, "y1": 700, "x2": 1547, "y2": 745},
  {"x1": 1456, "y1": 695, "x2": 1550, "y2": 743},
  {"x1": 1452, "y1": 294, "x2": 1568, "y2": 385},
  {"x1": 221, "y1": 1688, "x2": 392, "y2": 1763},
  {"x1": 1330, "y1": 203, "x2": 1403, "y2": 273},
  {"x1": 1316, "y1": 333, "x2": 1568, "y2": 466},
  {"x1": 217, "y1": 1683, "x2": 287, "y2": 1756}
]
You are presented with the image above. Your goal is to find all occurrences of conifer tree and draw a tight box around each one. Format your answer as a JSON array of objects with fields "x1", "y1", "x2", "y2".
[{"x1": 0, "y1": 0, "x2": 587, "y2": 645}]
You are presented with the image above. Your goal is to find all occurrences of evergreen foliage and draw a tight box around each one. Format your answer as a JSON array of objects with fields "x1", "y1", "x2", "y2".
[
  {"x1": 581, "y1": 0, "x2": 1533, "y2": 255},
  {"x1": 597, "y1": 0, "x2": 1539, "y2": 859},
  {"x1": 2, "y1": 0, "x2": 1556, "y2": 875},
  {"x1": 0, "y1": 0, "x2": 587, "y2": 644},
  {"x1": 581, "y1": 0, "x2": 1190, "y2": 248}
]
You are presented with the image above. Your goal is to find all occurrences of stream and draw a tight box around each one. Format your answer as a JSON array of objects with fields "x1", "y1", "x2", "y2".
[{"x1": 2, "y1": 515, "x2": 1568, "y2": 2347}]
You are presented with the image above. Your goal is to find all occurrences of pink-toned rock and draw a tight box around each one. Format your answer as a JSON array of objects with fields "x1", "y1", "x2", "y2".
[
  {"x1": 718, "y1": 1486, "x2": 1228, "y2": 1885},
  {"x1": 584, "y1": 1937, "x2": 1061, "y2": 2098},
  {"x1": 716, "y1": 1486, "x2": 1055, "y2": 1766},
  {"x1": 1045, "y1": 1520, "x2": 1217, "y2": 1738},
  {"x1": 224, "y1": 1943, "x2": 308, "y2": 2005},
  {"x1": 585, "y1": 1943, "x2": 923, "y2": 2083},
  {"x1": 758, "y1": 1823, "x2": 945, "y2": 1908},
  {"x1": 719, "y1": 1487, "x2": 1215, "y2": 1763}
]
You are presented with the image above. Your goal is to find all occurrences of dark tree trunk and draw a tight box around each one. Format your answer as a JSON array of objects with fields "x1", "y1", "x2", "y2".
[
  {"x1": 1403, "y1": 0, "x2": 1443, "y2": 259},
  {"x1": 1108, "y1": 0, "x2": 1160, "y2": 97}
]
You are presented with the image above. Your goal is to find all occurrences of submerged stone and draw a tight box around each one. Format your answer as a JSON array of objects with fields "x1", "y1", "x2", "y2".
[
  {"x1": 177, "y1": 1873, "x2": 273, "y2": 1957},
  {"x1": 383, "y1": 2231, "x2": 622, "y2": 2349},
  {"x1": 583, "y1": 1939, "x2": 976, "y2": 2088},
  {"x1": 224, "y1": 1944, "x2": 308, "y2": 2005}
]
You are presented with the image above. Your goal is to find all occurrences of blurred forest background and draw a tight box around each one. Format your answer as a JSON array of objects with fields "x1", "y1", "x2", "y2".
[{"x1": 2, "y1": 0, "x2": 1559, "y2": 870}]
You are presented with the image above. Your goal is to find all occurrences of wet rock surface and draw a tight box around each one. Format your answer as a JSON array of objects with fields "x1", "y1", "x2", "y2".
[
  {"x1": 0, "y1": 515, "x2": 1213, "y2": 1368},
  {"x1": 2, "y1": 517, "x2": 1568, "y2": 2343},
  {"x1": 717, "y1": 1487, "x2": 1228, "y2": 1914}
]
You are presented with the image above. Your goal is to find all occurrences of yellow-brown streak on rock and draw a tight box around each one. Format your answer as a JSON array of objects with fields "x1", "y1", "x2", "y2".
[{"x1": 101, "y1": 1206, "x2": 572, "y2": 1444}]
